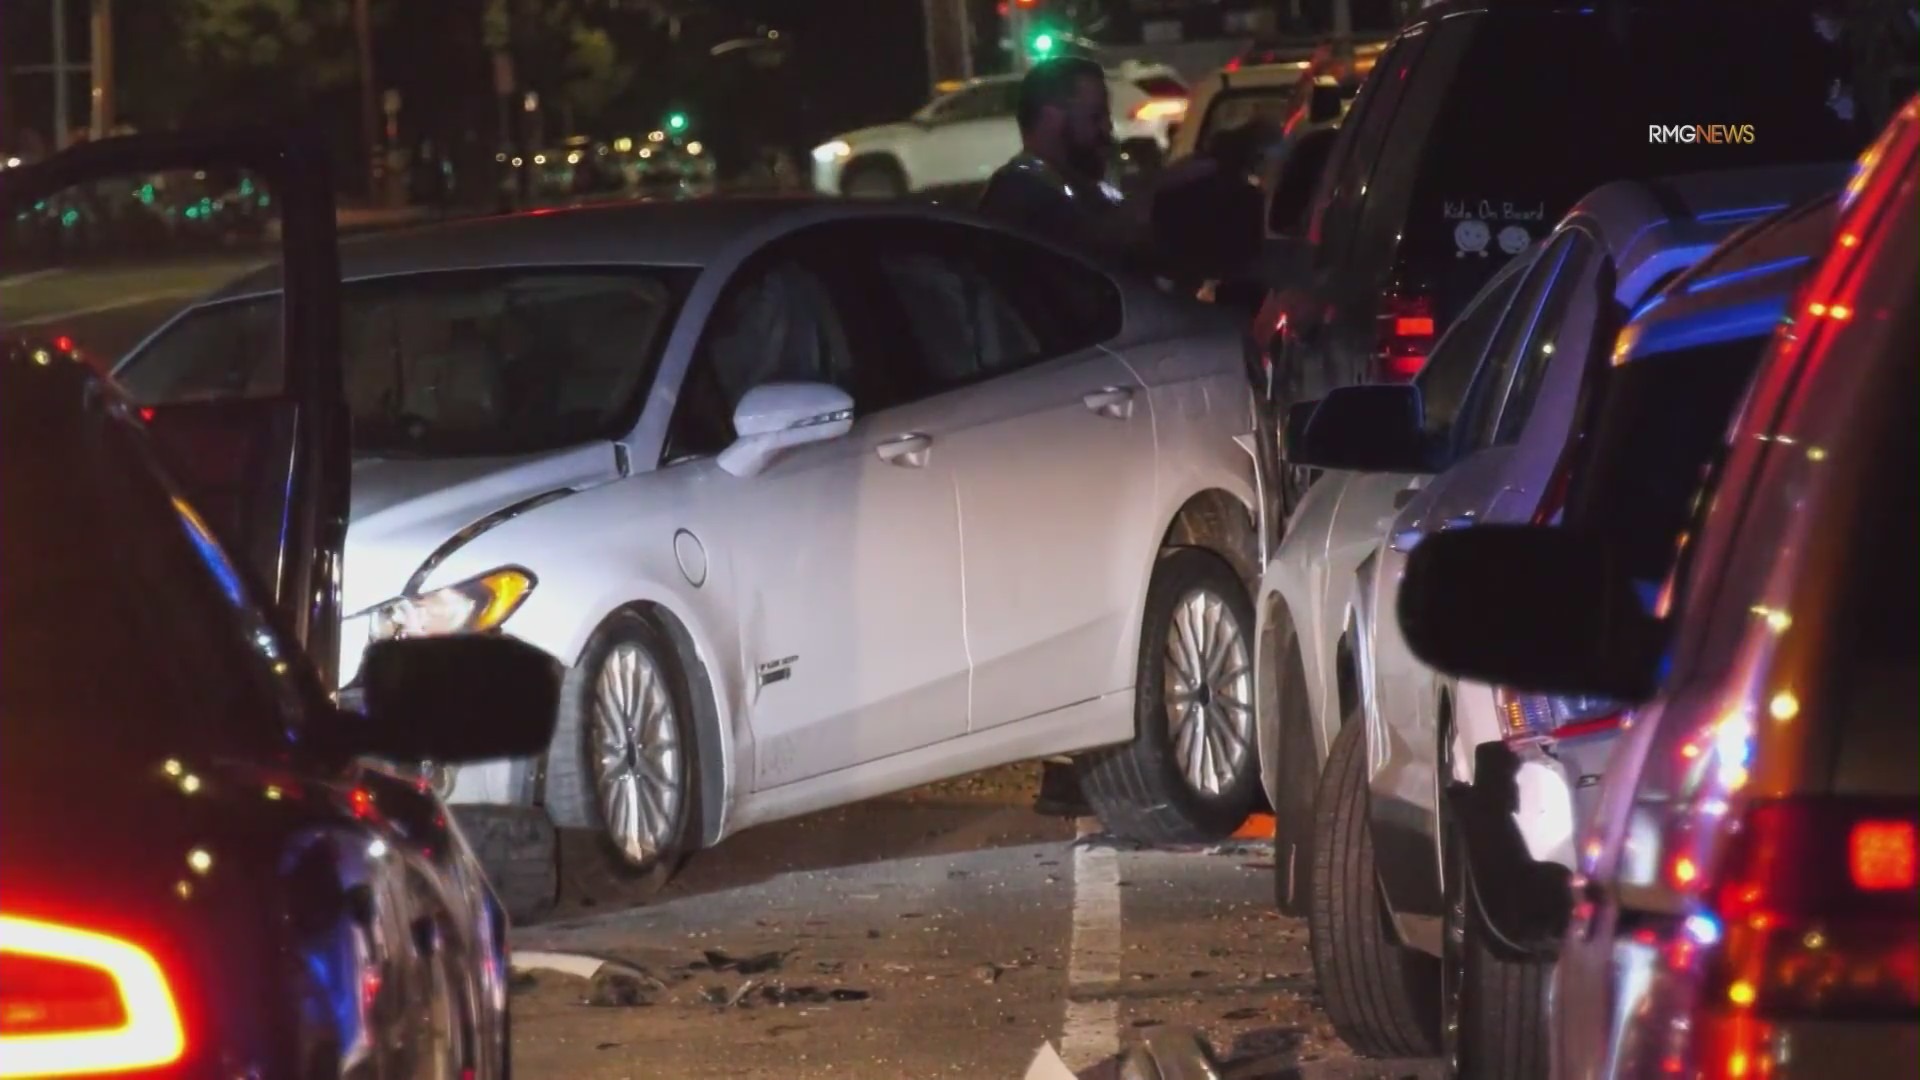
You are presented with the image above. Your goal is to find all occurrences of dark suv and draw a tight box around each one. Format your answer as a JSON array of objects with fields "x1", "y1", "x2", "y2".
[{"x1": 1253, "y1": 0, "x2": 1868, "y2": 511}]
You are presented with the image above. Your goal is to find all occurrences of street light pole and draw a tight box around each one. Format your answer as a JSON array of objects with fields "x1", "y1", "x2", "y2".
[
  {"x1": 352, "y1": 0, "x2": 381, "y2": 200},
  {"x1": 51, "y1": 0, "x2": 70, "y2": 147},
  {"x1": 89, "y1": 0, "x2": 113, "y2": 138}
]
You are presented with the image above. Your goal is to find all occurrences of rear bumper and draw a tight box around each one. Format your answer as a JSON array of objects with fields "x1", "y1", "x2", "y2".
[{"x1": 1448, "y1": 740, "x2": 1590, "y2": 956}]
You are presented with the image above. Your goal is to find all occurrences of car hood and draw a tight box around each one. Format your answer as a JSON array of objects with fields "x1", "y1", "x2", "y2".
[{"x1": 343, "y1": 441, "x2": 623, "y2": 619}]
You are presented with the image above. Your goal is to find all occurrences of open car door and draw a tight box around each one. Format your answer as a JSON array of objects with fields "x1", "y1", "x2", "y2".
[{"x1": 0, "y1": 129, "x2": 348, "y2": 687}]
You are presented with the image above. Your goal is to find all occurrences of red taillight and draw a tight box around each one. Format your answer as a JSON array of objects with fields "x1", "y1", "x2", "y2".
[
  {"x1": 1495, "y1": 687, "x2": 1623, "y2": 745},
  {"x1": 52, "y1": 335, "x2": 74, "y2": 354},
  {"x1": 1851, "y1": 820, "x2": 1917, "y2": 891},
  {"x1": 1225, "y1": 57, "x2": 1242, "y2": 72},
  {"x1": 1132, "y1": 98, "x2": 1187, "y2": 123},
  {"x1": 1684, "y1": 799, "x2": 1920, "y2": 1076},
  {"x1": 0, "y1": 915, "x2": 187, "y2": 1077},
  {"x1": 1375, "y1": 291, "x2": 1434, "y2": 381}
]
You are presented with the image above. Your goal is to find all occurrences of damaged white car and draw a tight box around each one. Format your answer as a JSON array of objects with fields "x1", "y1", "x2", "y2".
[{"x1": 113, "y1": 198, "x2": 1267, "y2": 915}]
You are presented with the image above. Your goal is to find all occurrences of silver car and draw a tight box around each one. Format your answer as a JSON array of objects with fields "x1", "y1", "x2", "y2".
[
  {"x1": 1396, "y1": 97, "x2": 1919, "y2": 1080},
  {"x1": 1251, "y1": 162, "x2": 1846, "y2": 1071}
]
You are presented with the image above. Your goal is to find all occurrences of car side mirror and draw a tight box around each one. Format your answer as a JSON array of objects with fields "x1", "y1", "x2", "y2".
[
  {"x1": 1287, "y1": 384, "x2": 1432, "y2": 473},
  {"x1": 718, "y1": 381, "x2": 854, "y2": 478},
  {"x1": 1308, "y1": 83, "x2": 1342, "y2": 124},
  {"x1": 1397, "y1": 527, "x2": 1665, "y2": 701},
  {"x1": 345, "y1": 635, "x2": 562, "y2": 763}
]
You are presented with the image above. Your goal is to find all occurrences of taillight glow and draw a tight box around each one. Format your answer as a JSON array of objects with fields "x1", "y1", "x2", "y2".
[
  {"x1": 1132, "y1": 98, "x2": 1187, "y2": 122},
  {"x1": 0, "y1": 915, "x2": 186, "y2": 1077},
  {"x1": 1496, "y1": 687, "x2": 1622, "y2": 745},
  {"x1": 1851, "y1": 820, "x2": 1917, "y2": 891},
  {"x1": 1375, "y1": 292, "x2": 1434, "y2": 382}
]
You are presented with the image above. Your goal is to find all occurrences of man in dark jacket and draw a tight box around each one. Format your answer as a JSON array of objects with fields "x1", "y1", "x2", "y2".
[{"x1": 978, "y1": 56, "x2": 1156, "y2": 270}]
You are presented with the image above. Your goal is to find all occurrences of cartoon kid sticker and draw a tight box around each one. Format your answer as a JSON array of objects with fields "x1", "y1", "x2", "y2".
[
  {"x1": 1454, "y1": 218, "x2": 1491, "y2": 258},
  {"x1": 1498, "y1": 224, "x2": 1532, "y2": 255}
]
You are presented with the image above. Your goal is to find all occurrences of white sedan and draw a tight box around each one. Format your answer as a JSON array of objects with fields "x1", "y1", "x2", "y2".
[
  {"x1": 112, "y1": 198, "x2": 1266, "y2": 913},
  {"x1": 811, "y1": 64, "x2": 1189, "y2": 198}
]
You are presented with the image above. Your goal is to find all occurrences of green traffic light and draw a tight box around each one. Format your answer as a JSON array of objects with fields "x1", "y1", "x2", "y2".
[
  {"x1": 666, "y1": 112, "x2": 689, "y2": 132},
  {"x1": 1031, "y1": 32, "x2": 1056, "y2": 56}
]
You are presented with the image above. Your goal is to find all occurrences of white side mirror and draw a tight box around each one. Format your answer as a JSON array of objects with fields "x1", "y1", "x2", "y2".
[{"x1": 717, "y1": 381, "x2": 855, "y2": 478}]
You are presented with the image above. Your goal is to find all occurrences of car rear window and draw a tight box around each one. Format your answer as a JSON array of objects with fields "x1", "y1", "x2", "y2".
[
  {"x1": 1135, "y1": 76, "x2": 1188, "y2": 98},
  {"x1": 1399, "y1": 8, "x2": 1866, "y2": 287},
  {"x1": 1194, "y1": 89, "x2": 1296, "y2": 152}
]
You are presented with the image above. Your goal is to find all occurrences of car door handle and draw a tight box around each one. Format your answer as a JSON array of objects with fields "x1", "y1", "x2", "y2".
[
  {"x1": 876, "y1": 433, "x2": 932, "y2": 468},
  {"x1": 1083, "y1": 386, "x2": 1135, "y2": 419}
]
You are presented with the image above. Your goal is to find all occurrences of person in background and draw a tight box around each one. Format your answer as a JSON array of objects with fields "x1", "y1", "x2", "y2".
[
  {"x1": 1151, "y1": 117, "x2": 1278, "y2": 300},
  {"x1": 978, "y1": 57, "x2": 1159, "y2": 272}
]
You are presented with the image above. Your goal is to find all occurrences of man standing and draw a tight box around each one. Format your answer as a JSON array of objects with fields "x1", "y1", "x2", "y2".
[{"x1": 978, "y1": 56, "x2": 1156, "y2": 270}]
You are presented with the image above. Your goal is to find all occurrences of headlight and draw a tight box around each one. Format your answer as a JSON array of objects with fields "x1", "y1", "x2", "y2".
[
  {"x1": 812, "y1": 140, "x2": 851, "y2": 163},
  {"x1": 367, "y1": 567, "x2": 536, "y2": 642}
]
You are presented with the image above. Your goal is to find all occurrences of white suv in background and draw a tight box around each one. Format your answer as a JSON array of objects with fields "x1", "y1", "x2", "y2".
[{"x1": 811, "y1": 63, "x2": 1188, "y2": 198}]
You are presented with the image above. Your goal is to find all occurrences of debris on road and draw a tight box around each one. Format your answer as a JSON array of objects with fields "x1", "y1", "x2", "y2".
[
  {"x1": 693, "y1": 948, "x2": 790, "y2": 975},
  {"x1": 586, "y1": 966, "x2": 658, "y2": 1008}
]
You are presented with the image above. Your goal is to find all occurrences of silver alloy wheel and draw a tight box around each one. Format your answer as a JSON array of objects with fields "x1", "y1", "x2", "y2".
[
  {"x1": 590, "y1": 642, "x2": 685, "y2": 866},
  {"x1": 1162, "y1": 587, "x2": 1255, "y2": 796}
]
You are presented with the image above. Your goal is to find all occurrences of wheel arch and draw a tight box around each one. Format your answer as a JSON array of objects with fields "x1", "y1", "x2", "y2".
[
  {"x1": 539, "y1": 591, "x2": 739, "y2": 851},
  {"x1": 1158, "y1": 487, "x2": 1261, "y2": 599},
  {"x1": 840, "y1": 151, "x2": 909, "y2": 194}
]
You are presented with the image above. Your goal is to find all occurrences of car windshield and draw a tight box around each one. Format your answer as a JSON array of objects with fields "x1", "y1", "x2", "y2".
[
  {"x1": 115, "y1": 267, "x2": 692, "y2": 458},
  {"x1": 0, "y1": 371, "x2": 304, "y2": 771}
]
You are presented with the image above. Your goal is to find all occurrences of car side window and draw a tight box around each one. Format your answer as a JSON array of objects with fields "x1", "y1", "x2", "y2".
[
  {"x1": 1413, "y1": 253, "x2": 1528, "y2": 438},
  {"x1": 932, "y1": 83, "x2": 1014, "y2": 124},
  {"x1": 865, "y1": 222, "x2": 1120, "y2": 402},
  {"x1": 1491, "y1": 231, "x2": 1600, "y2": 444},
  {"x1": 1312, "y1": 28, "x2": 1433, "y2": 267},
  {"x1": 1452, "y1": 231, "x2": 1572, "y2": 450},
  {"x1": 666, "y1": 257, "x2": 857, "y2": 461}
]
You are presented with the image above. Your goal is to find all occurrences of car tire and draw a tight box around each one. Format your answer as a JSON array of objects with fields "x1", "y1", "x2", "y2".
[
  {"x1": 561, "y1": 610, "x2": 700, "y2": 905},
  {"x1": 1309, "y1": 714, "x2": 1440, "y2": 1058},
  {"x1": 1076, "y1": 547, "x2": 1262, "y2": 845},
  {"x1": 841, "y1": 156, "x2": 908, "y2": 199},
  {"x1": 452, "y1": 804, "x2": 557, "y2": 925},
  {"x1": 1442, "y1": 810, "x2": 1551, "y2": 1078},
  {"x1": 1268, "y1": 620, "x2": 1318, "y2": 917}
]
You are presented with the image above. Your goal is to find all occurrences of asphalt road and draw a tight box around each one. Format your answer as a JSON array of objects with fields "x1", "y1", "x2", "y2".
[
  {"x1": 1, "y1": 258, "x2": 263, "y2": 363},
  {"x1": 508, "y1": 764, "x2": 1443, "y2": 1080}
]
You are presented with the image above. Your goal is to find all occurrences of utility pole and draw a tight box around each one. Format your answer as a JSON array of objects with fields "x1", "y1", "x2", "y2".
[
  {"x1": 88, "y1": 0, "x2": 113, "y2": 138},
  {"x1": 353, "y1": 0, "x2": 381, "y2": 200},
  {"x1": 52, "y1": 0, "x2": 71, "y2": 147}
]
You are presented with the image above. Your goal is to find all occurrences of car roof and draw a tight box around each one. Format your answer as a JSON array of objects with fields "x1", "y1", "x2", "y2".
[
  {"x1": 1612, "y1": 191, "x2": 1840, "y2": 363},
  {"x1": 210, "y1": 197, "x2": 923, "y2": 296},
  {"x1": 1559, "y1": 162, "x2": 1847, "y2": 310}
]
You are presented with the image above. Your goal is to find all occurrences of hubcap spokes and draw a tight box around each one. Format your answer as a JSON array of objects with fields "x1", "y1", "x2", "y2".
[
  {"x1": 1162, "y1": 589, "x2": 1254, "y2": 797},
  {"x1": 590, "y1": 643, "x2": 684, "y2": 865}
]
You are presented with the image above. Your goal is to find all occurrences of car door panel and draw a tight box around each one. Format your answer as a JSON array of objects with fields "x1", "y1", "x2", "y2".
[
  {"x1": 948, "y1": 348, "x2": 1158, "y2": 729},
  {"x1": 664, "y1": 238, "x2": 971, "y2": 791},
  {"x1": 0, "y1": 129, "x2": 349, "y2": 685},
  {"x1": 713, "y1": 412, "x2": 970, "y2": 790},
  {"x1": 1357, "y1": 239, "x2": 1558, "y2": 916}
]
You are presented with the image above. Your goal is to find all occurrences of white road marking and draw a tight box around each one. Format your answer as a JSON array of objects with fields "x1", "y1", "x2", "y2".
[
  {"x1": 8, "y1": 289, "x2": 200, "y2": 326},
  {"x1": 1060, "y1": 817, "x2": 1122, "y2": 1071},
  {"x1": 0, "y1": 268, "x2": 65, "y2": 288}
]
